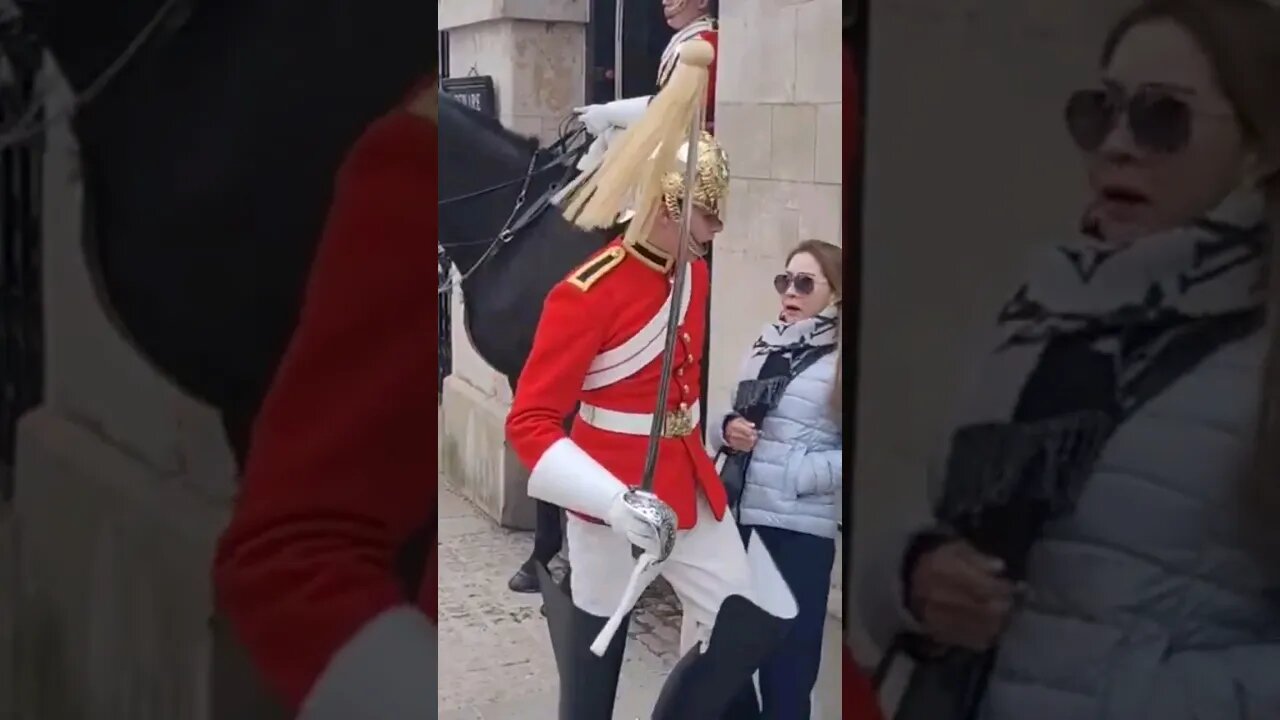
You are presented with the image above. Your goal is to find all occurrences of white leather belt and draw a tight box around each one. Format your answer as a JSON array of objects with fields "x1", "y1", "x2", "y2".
[{"x1": 578, "y1": 400, "x2": 700, "y2": 438}]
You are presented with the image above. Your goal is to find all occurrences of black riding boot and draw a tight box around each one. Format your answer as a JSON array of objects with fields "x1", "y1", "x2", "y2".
[
  {"x1": 650, "y1": 595, "x2": 793, "y2": 720},
  {"x1": 510, "y1": 500, "x2": 567, "y2": 593},
  {"x1": 536, "y1": 563, "x2": 629, "y2": 719},
  {"x1": 508, "y1": 556, "x2": 542, "y2": 593}
]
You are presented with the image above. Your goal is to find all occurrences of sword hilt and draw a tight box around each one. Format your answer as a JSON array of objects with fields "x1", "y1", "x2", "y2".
[{"x1": 619, "y1": 488, "x2": 677, "y2": 563}]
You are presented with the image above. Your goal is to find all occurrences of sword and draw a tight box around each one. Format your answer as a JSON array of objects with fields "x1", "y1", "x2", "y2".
[
  {"x1": 613, "y1": 0, "x2": 625, "y2": 100},
  {"x1": 589, "y1": 98, "x2": 707, "y2": 658},
  {"x1": 638, "y1": 112, "x2": 703, "y2": 492}
]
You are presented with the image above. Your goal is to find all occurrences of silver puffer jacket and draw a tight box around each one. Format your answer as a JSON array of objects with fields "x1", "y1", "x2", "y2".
[
  {"x1": 710, "y1": 351, "x2": 842, "y2": 539},
  {"x1": 861, "y1": 332, "x2": 1280, "y2": 720}
]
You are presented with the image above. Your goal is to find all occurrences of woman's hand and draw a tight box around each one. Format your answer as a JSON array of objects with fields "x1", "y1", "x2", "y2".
[
  {"x1": 908, "y1": 540, "x2": 1016, "y2": 652},
  {"x1": 724, "y1": 417, "x2": 759, "y2": 452}
]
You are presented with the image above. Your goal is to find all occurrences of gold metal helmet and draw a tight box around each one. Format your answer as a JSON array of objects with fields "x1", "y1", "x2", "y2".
[{"x1": 660, "y1": 131, "x2": 730, "y2": 220}]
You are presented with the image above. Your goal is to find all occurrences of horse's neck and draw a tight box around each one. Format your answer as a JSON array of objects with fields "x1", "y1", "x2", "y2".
[
  {"x1": 438, "y1": 142, "x2": 539, "y2": 273},
  {"x1": 452, "y1": 212, "x2": 611, "y2": 380},
  {"x1": 462, "y1": 210, "x2": 611, "y2": 296}
]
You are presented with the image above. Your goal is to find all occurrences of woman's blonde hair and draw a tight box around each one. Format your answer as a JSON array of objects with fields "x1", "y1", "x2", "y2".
[
  {"x1": 1102, "y1": 0, "x2": 1280, "y2": 542},
  {"x1": 787, "y1": 239, "x2": 844, "y2": 411}
]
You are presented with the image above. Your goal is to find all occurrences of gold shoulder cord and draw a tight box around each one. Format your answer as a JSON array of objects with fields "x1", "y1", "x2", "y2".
[{"x1": 567, "y1": 246, "x2": 626, "y2": 291}]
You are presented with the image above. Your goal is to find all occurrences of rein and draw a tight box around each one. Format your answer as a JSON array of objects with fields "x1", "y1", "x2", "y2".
[
  {"x1": 437, "y1": 126, "x2": 586, "y2": 208},
  {"x1": 438, "y1": 125, "x2": 586, "y2": 293}
]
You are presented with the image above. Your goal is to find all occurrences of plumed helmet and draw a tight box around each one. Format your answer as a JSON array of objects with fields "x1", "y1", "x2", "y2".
[{"x1": 659, "y1": 130, "x2": 729, "y2": 220}]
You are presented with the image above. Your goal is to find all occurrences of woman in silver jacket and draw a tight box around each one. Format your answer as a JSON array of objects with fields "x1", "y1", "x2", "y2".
[
  {"x1": 860, "y1": 2, "x2": 1280, "y2": 718},
  {"x1": 711, "y1": 239, "x2": 843, "y2": 719}
]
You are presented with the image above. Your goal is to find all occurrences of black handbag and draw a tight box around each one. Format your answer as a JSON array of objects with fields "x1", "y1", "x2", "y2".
[{"x1": 714, "y1": 448, "x2": 750, "y2": 511}]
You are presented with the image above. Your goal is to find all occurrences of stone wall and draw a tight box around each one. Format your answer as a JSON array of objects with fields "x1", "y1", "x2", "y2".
[
  {"x1": 438, "y1": 0, "x2": 587, "y2": 526},
  {"x1": 711, "y1": 0, "x2": 844, "y2": 411}
]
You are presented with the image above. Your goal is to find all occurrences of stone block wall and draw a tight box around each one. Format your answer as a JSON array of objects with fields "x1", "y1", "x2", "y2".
[{"x1": 711, "y1": 0, "x2": 843, "y2": 411}]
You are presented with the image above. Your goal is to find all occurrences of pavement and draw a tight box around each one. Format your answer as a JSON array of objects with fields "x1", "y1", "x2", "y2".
[{"x1": 438, "y1": 478, "x2": 844, "y2": 720}]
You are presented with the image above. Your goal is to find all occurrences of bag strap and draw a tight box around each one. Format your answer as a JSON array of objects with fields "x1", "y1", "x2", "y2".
[{"x1": 1118, "y1": 309, "x2": 1260, "y2": 424}]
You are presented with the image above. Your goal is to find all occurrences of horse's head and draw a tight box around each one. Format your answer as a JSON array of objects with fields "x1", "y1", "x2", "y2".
[
  {"x1": 436, "y1": 92, "x2": 543, "y2": 260},
  {"x1": 437, "y1": 90, "x2": 538, "y2": 167}
]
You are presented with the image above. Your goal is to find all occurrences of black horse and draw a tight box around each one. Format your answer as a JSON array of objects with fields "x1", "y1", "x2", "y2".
[
  {"x1": 437, "y1": 91, "x2": 613, "y2": 384},
  {"x1": 21, "y1": 0, "x2": 435, "y2": 462}
]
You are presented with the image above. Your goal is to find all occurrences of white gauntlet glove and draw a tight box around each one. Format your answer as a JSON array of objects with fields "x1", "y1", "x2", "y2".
[
  {"x1": 573, "y1": 96, "x2": 653, "y2": 136},
  {"x1": 525, "y1": 439, "x2": 676, "y2": 561},
  {"x1": 574, "y1": 103, "x2": 613, "y2": 136}
]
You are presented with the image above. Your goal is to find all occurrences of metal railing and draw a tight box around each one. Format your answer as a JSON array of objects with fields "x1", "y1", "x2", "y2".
[{"x1": 437, "y1": 259, "x2": 451, "y2": 398}]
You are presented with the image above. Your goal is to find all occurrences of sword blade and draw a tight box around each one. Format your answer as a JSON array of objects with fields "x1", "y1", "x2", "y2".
[
  {"x1": 613, "y1": 0, "x2": 625, "y2": 99},
  {"x1": 637, "y1": 101, "x2": 706, "y2": 492}
]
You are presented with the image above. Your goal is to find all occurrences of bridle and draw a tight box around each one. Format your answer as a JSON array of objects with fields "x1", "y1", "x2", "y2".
[{"x1": 437, "y1": 124, "x2": 588, "y2": 293}]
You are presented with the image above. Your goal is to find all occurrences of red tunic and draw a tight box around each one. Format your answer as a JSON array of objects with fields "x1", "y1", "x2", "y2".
[
  {"x1": 212, "y1": 81, "x2": 437, "y2": 713},
  {"x1": 506, "y1": 238, "x2": 726, "y2": 529}
]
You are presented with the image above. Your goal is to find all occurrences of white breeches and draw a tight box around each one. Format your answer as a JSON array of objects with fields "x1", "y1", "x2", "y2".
[{"x1": 567, "y1": 495, "x2": 752, "y2": 654}]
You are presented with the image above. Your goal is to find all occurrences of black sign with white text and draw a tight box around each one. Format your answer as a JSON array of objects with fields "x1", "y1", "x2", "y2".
[{"x1": 441, "y1": 76, "x2": 496, "y2": 117}]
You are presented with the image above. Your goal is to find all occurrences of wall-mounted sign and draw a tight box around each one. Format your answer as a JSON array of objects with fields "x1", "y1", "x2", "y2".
[{"x1": 441, "y1": 75, "x2": 496, "y2": 117}]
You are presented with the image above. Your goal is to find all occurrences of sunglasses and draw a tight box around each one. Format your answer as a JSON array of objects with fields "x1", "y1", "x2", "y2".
[
  {"x1": 1065, "y1": 87, "x2": 1194, "y2": 154},
  {"x1": 773, "y1": 272, "x2": 822, "y2": 296}
]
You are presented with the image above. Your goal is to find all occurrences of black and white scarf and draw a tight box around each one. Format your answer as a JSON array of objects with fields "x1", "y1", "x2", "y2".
[
  {"x1": 731, "y1": 304, "x2": 839, "y2": 424},
  {"x1": 937, "y1": 191, "x2": 1268, "y2": 532}
]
